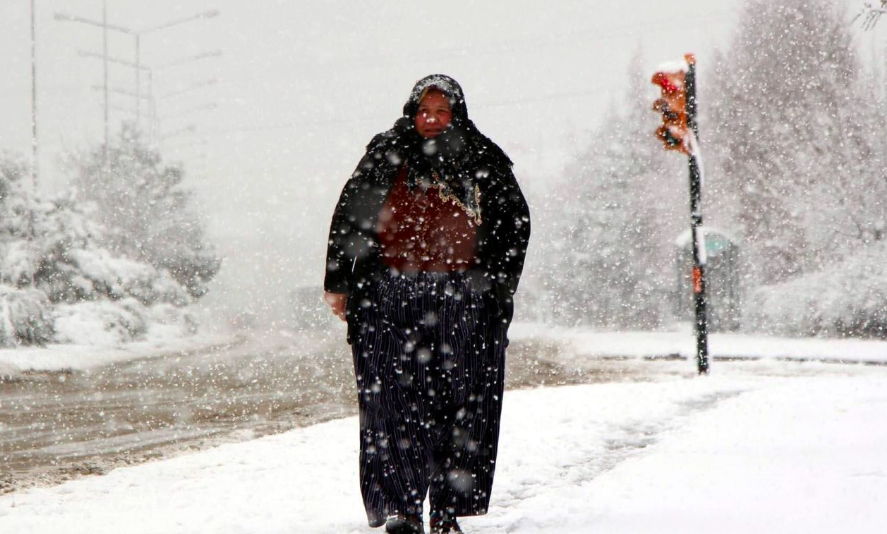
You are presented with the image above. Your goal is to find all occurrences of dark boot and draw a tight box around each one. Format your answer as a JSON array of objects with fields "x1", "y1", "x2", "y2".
[
  {"x1": 429, "y1": 511, "x2": 463, "y2": 533},
  {"x1": 385, "y1": 514, "x2": 425, "y2": 534}
]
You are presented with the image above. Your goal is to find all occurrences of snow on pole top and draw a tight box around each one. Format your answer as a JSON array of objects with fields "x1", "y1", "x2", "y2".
[{"x1": 654, "y1": 53, "x2": 695, "y2": 75}]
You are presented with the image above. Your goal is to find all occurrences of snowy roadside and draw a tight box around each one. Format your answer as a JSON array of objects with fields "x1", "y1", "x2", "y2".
[
  {"x1": 0, "y1": 327, "x2": 242, "y2": 378},
  {"x1": 1, "y1": 369, "x2": 885, "y2": 533},
  {"x1": 4, "y1": 320, "x2": 885, "y2": 378},
  {"x1": 511, "y1": 322, "x2": 887, "y2": 364}
]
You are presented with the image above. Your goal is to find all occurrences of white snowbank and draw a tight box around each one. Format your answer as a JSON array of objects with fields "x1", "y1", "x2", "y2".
[
  {"x1": 1, "y1": 370, "x2": 885, "y2": 533},
  {"x1": 510, "y1": 322, "x2": 887, "y2": 363},
  {"x1": 4, "y1": 320, "x2": 887, "y2": 379},
  {"x1": 568, "y1": 376, "x2": 887, "y2": 534},
  {"x1": 0, "y1": 325, "x2": 239, "y2": 377}
]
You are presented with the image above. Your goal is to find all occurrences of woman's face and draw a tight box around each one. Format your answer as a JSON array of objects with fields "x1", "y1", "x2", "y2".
[{"x1": 415, "y1": 90, "x2": 452, "y2": 139}]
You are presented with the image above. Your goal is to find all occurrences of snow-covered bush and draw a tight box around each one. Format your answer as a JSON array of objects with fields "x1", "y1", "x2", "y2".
[
  {"x1": 745, "y1": 242, "x2": 887, "y2": 338},
  {"x1": 0, "y1": 140, "x2": 217, "y2": 347},
  {"x1": 31, "y1": 196, "x2": 191, "y2": 307},
  {"x1": 0, "y1": 286, "x2": 54, "y2": 347},
  {"x1": 53, "y1": 298, "x2": 148, "y2": 346},
  {"x1": 144, "y1": 303, "x2": 199, "y2": 338},
  {"x1": 44, "y1": 248, "x2": 190, "y2": 306}
]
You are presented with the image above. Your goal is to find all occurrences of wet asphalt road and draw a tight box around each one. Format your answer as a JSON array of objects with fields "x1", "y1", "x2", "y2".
[{"x1": 0, "y1": 331, "x2": 346, "y2": 493}]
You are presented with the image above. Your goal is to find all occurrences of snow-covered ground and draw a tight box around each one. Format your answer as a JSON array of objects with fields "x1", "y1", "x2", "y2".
[
  {"x1": 5, "y1": 321, "x2": 885, "y2": 379},
  {"x1": 1, "y1": 328, "x2": 886, "y2": 533},
  {"x1": 0, "y1": 327, "x2": 240, "y2": 378},
  {"x1": 511, "y1": 322, "x2": 887, "y2": 364}
]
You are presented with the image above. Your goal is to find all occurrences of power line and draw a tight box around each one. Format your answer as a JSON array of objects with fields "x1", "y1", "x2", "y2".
[
  {"x1": 211, "y1": 9, "x2": 737, "y2": 89},
  {"x1": 200, "y1": 87, "x2": 612, "y2": 136}
]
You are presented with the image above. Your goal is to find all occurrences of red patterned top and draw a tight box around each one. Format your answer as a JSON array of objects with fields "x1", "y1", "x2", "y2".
[{"x1": 377, "y1": 166, "x2": 478, "y2": 273}]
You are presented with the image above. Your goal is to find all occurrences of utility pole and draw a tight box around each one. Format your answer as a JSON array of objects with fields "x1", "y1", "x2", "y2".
[
  {"x1": 135, "y1": 34, "x2": 141, "y2": 125},
  {"x1": 102, "y1": 0, "x2": 109, "y2": 164},
  {"x1": 131, "y1": 10, "x2": 219, "y2": 129},
  {"x1": 30, "y1": 0, "x2": 38, "y2": 189},
  {"x1": 55, "y1": 7, "x2": 219, "y2": 147},
  {"x1": 78, "y1": 49, "x2": 221, "y2": 145},
  {"x1": 28, "y1": 0, "x2": 39, "y2": 257}
]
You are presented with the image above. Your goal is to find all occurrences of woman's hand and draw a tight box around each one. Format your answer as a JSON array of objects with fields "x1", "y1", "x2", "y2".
[{"x1": 324, "y1": 291, "x2": 348, "y2": 322}]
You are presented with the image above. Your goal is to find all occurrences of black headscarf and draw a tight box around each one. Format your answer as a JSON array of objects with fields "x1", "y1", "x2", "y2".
[{"x1": 389, "y1": 74, "x2": 512, "y2": 225}]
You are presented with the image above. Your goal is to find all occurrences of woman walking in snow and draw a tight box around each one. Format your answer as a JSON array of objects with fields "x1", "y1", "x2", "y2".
[{"x1": 323, "y1": 74, "x2": 530, "y2": 534}]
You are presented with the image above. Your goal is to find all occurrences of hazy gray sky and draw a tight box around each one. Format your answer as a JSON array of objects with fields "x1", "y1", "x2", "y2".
[{"x1": 1, "y1": 0, "x2": 882, "y2": 318}]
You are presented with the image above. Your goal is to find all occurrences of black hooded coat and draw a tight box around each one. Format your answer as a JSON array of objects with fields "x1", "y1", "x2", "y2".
[{"x1": 323, "y1": 75, "x2": 531, "y2": 342}]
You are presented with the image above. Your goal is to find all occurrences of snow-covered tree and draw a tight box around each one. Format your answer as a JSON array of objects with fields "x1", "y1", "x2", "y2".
[
  {"x1": 707, "y1": 0, "x2": 887, "y2": 284},
  {"x1": 546, "y1": 51, "x2": 683, "y2": 329},
  {"x1": 69, "y1": 124, "x2": 221, "y2": 300},
  {"x1": 0, "y1": 149, "x2": 204, "y2": 347},
  {"x1": 0, "y1": 154, "x2": 53, "y2": 345}
]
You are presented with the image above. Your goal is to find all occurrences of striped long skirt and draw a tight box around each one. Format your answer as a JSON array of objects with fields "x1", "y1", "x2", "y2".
[{"x1": 348, "y1": 271, "x2": 508, "y2": 528}]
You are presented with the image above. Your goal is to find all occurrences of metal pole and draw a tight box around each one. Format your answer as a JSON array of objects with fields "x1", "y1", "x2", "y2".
[
  {"x1": 148, "y1": 69, "x2": 155, "y2": 143},
  {"x1": 102, "y1": 0, "x2": 109, "y2": 163},
  {"x1": 30, "y1": 0, "x2": 38, "y2": 189},
  {"x1": 28, "y1": 0, "x2": 38, "y2": 261},
  {"x1": 688, "y1": 155, "x2": 709, "y2": 374},
  {"x1": 135, "y1": 34, "x2": 141, "y2": 127},
  {"x1": 55, "y1": 8, "x2": 219, "y2": 152},
  {"x1": 685, "y1": 55, "x2": 710, "y2": 375}
]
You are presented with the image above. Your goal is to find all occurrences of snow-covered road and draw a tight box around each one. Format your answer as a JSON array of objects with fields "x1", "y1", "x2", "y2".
[
  {"x1": 0, "y1": 327, "x2": 658, "y2": 494},
  {"x1": 3, "y1": 325, "x2": 887, "y2": 532},
  {"x1": 0, "y1": 332, "x2": 355, "y2": 493},
  {"x1": 2, "y1": 358, "x2": 885, "y2": 533}
]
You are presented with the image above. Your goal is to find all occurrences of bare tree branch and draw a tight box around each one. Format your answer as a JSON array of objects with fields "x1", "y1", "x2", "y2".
[{"x1": 855, "y1": 1, "x2": 887, "y2": 30}]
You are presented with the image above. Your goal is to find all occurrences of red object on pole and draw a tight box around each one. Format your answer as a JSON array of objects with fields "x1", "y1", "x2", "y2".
[
  {"x1": 651, "y1": 66, "x2": 690, "y2": 154},
  {"x1": 693, "y1": 266, "x2": 703, "y2": 294}
]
